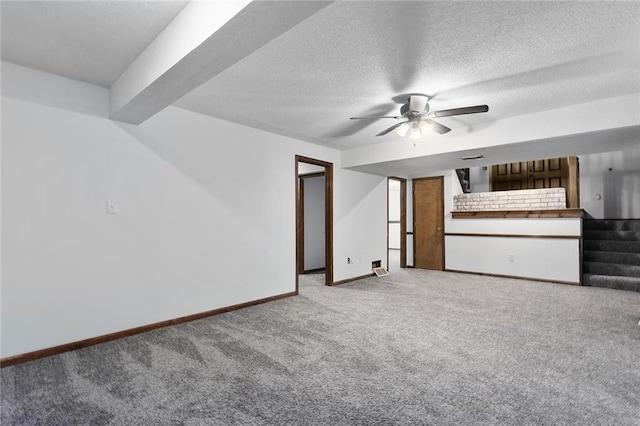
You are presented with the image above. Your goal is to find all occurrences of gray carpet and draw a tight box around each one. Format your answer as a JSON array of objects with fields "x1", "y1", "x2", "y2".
[{"x1": 2, "y1": 268, "x2": 640, "y2": 425}]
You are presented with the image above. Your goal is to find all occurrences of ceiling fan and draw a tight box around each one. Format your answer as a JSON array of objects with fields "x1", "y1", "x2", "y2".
[{"x1": 350, "y1": 94, "x2": 488, "y2": 141}]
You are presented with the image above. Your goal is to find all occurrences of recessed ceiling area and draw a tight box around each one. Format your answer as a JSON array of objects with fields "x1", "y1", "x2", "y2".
[{"x1": 1, "y1": 1, "x2": 639, "y2": 176}]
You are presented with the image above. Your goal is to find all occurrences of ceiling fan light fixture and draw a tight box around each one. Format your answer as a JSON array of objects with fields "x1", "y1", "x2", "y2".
[
  {"x1": 409, "y1": 122, "x2": 423, "y2": 141},
  {"x1": 351, "y1": 95, "x2": 488, "y2": 139},
  {"x1": 395, "y1": 123, "x2": 410, "y2": 137}
]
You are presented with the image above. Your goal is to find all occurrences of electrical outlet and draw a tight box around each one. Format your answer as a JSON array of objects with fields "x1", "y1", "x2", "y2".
[
  {"x1": 508, "y1": 254, "x2": 515, "y2": 262},
  {"x1": 347, "y1": 257, "x2": 351, "y2": 264}
]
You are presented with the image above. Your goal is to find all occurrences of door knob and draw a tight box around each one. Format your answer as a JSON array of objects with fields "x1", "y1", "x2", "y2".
[{"x1": 437, "y1": 227, "x2": 442, "y2": 232}]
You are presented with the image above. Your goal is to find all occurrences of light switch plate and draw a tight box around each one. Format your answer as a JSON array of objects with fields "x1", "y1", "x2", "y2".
[{"x1": 106, "y1": 200, "x2": 118, "y2": 214}]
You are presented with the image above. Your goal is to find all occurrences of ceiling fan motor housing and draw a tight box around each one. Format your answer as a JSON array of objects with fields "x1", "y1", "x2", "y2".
[{"x1": 401, "y1": 95, "x2": 429, "y2": 117}]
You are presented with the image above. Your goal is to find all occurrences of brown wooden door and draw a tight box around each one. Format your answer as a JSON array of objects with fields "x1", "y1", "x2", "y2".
[{"x1": 413, "y1": 177, "x2": 444, "y2": 270}]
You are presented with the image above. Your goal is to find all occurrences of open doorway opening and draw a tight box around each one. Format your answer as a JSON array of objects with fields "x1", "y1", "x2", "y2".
[
  {"x1": 296, "y1": 156, "x2": 333, "y2": 292},
  {"x1": 388, "y1": 177, "x2": 407, "y2": 271}
]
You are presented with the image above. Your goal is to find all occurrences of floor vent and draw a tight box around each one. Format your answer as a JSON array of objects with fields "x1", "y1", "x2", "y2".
[{"x1": 373, "y1": 267, "x2": 389, "y2": 277}]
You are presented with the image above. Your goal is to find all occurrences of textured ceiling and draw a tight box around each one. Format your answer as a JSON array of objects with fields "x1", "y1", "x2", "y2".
[
  {"x1": 1, "y1": 0, "x2": 188, "y2": 87},
  {"x1": 1, "y1": 1, "x2": 639, "y2": 173},
  {"x1": 174, "y1": 1, "x2": 640, "y2": 149}
]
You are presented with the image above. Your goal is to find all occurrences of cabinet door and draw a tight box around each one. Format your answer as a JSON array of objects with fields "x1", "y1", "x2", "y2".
[
  {"x1": 527, "y1": 158, "x2": 566, "y2": 189},
  {"x1": 490, "y1": 161, "x2": 527, "y2": 191}
]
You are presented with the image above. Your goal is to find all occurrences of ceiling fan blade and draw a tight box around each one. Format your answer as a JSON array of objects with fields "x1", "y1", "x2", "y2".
[
  {"x1": 431, "y1": 105, "x2": 489, "y2": 118},
  {"x1": 376, "y1": 122, "x2": 406, "y2": 136},
  {"x1": 425, "y1": 119, "x2": 451, "y2": 134},
  {"x1": 350, "y1": 116, "x2": 400, "y2": 120}
]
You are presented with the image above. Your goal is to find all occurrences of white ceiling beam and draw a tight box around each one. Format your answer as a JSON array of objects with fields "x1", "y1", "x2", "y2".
[{"x1": 110, "y1": 0, "x2": 333, "y2": 124}]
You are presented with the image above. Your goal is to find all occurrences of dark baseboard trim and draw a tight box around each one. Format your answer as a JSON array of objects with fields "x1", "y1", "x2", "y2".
[
  {"x1": 444, "y1": 269, "x2": 580, "y2": 286},
  {"x1": 332, "y1": 273, "x2": 375, "y2": 286},
  {"x1": 0, "y1": 291, "x2": 297, "y2": 368}
]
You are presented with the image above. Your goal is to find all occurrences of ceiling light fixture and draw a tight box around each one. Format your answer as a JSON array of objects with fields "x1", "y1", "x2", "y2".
[
  {"x1": 409, "y1": 122, "x2": 423, "y2": 140},
  {"x1": 395, "y1": 123, "x2": 409, "y2": 137},
  {"x1": 397, "y1": 120, "x2": 434, "y2": 145}
]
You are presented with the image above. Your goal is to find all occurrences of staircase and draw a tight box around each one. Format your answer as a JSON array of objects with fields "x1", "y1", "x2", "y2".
[
  {"x1": 583, "y1": 219, "x2": 640, "y2": 292},
  {"x1": 456, "y1": 168, "x2": 470, "y2": 193}
]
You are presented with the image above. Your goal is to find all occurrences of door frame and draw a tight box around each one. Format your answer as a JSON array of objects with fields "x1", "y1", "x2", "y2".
[
  {"x1": 412, "y1": 176, "x2": 445, "y2": 270},
  {"x1": 387, "y1": 177, "x2": 407, "y2": 270},
  {"x1": 295, "y1": 155, "x2": 333, "y2": 291}
]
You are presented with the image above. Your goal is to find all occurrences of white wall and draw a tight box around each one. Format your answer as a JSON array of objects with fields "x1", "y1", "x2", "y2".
[
  {"x1": 445, "y1": 217, "x2": 582, "y2": 283},
  {"x1": 303, "y1": 175, "x2": 325, "y2": 270},
  {"x1": 0, "y1": 62, "x2": 387, "y2": 358},
  {"x1": 469, "y1": 166, "x2": 489, "y2": 193},
  {"x1": 579, "y1": 145, "x2": 640, "y2": 219},
  {"x1": 334, "y1": 169, "x2": 388, "y2": 277},
  {"x1": 445, "y1": 235, "x2": 580, "y2": 283}
]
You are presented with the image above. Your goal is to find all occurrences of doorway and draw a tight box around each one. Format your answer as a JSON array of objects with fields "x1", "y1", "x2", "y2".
[
  {"x1": 388, "y1": 177, "x2": 407, "y2": 271},
  {"x1": 295, "y1": 156, "x2": 333, "y2": 291},
  {"x1": 413, "y1": 176, "x2": 444, "y2": 270}
]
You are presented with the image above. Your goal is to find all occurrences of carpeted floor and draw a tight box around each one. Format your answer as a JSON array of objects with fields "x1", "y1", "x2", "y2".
[{"x1": 2, "y1": 268, "x2": 640, "y2": 425}]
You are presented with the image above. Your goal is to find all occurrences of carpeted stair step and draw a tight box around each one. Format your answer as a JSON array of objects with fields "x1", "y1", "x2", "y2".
[
  {"x1": 583, "y1": 250, "x2": 640, "y2": 266},
  {"x1": 583, "y1": 274, "x2": 640, "y2": 292},
  {"x1": 583, "y1": 230, "x2": 640, "y2": 241},
  {"x1": 583, "y1": 219, "x2": 640, "y2": 231},
  {"x1": 583, "y1": 262, "x2": 640, "y2": 277},
  {"x1": 582, "y1": 219, "x2": 640, "y2": 292},
  {"x1": 583, "y1": 240, "x2": 640, "y2": 253}
]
